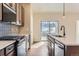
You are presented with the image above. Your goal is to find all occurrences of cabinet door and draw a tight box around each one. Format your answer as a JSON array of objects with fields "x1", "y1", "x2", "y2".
[
  {"x1": 16, "y1": 4, "x2": 22, "y2": 25},
  {"x1": 0, "y1": 4, "x2": 2, "y2": 20},
  {"x1": 7, "y1": 51, "x2": 15, "y2": 56},
  {"x1": 21, "y1": 5, "x2": 24, "y2": 26},
  {"x1": 6, "y1": 44, "x2": 14, "y2": 55},
  {"x1": 16, "y1": 4, "x2": 20, "y2": 25},
  {"x1": 12, "y1": 3, "x2": 16, "y2": 11},
  {"x1": 66, "y1": 46, "x2": 79, "y2": 56},
  {"x1": 16, "y1": 4, "x2": 24, "y2": 26},
  {"x1": 5, "y1": 3, "x2": 16, "y2": 11},
  {"x1": 0, "y1": 49, "x2": 4, "y2": 56}
]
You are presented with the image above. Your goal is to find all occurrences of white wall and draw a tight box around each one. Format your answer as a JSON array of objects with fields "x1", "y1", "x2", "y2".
[
  {"x1": 32, "y1": 3, "x2": 79, "y2": 42},
  {"x1": 33, "y1": 12, "x2": 78, "y2": 42}
]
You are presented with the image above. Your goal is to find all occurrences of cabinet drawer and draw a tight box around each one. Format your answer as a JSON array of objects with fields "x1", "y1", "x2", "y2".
[
  {"x1": 6, "y1": 44, "x2": 14, "y2": 55},
  {"x1": 0, "y1": 49, "x2": 4, "y2": 56},
  {"x1": 7, "y1": 50, "x2": 15, "y2": 56}
]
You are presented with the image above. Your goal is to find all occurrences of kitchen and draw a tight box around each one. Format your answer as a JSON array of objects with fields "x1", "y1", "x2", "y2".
[
  {"x1": 0, "y1": 3, "x2": 79, "y2": 56},
  {"x1": 0, "y1": 3, "x2": 31, "y2": 56}
]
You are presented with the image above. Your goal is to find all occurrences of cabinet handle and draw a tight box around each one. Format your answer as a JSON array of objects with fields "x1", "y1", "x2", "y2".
[{"x1": 7, "y1": 45, "x2": 14, "y2": 50}]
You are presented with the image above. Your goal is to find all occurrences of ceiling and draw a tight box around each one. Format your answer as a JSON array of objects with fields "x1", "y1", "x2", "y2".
[
  {"x1": 31, "y1": 3, "x2": 63, "y2": 13},
  {"x1": 31, "y1": 3, "x2": 79, "y2": 13}
]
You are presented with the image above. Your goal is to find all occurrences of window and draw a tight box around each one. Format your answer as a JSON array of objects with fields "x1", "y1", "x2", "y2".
[{"x1": 40, "y1": 21, "x2": 59, "y2": 40}]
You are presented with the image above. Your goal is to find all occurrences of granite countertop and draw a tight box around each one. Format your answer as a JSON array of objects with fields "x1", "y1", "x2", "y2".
[
  {"x1": 0, "y1": 40, "x2": 16, "y2": 50},
  {"x1": 48, "y1": 34, "x2": 79, "y2": 46}
]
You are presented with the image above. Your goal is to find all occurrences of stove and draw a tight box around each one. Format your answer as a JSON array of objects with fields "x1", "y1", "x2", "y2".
[{"x1": 0, "y1": 36, "x2": 24, "y2": 41}]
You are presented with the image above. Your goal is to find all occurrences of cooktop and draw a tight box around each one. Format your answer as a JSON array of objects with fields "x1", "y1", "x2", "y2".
[{"x1": 0, "y1": 36, "x2": 24, "y2": 41}]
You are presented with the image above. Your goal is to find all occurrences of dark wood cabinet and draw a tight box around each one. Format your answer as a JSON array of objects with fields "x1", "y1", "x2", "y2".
[
  {"x1": 0, "y1": 49, "x2": 4, "y2": 56},
  {"x1": 16, "y1": 4, "x2": 24, "y2": 26},
  {"x1": 4, "y1": 3, "x2": 17, "y2": 12},
  {"x1": 0, "y1": 3, "x2": 24, "y2": 26},
  {"x1": 0, "y1": 4, "x2": 2, "y2": 20},
  {"x1": 0, "y1": 3, "x2": 16, "y2": 22},
  {"x1": 0, "y1": 42, "x2": 16, "y2": 56},
  {"x1": 5, "y1": 44, "x2": 15, "y2": 56},
  {"x1": 65, "y1": 46, "x2": 79, "y2": 56},
  {"x1": 7, "y1": 50, "x2": 15, "y2": 56}
]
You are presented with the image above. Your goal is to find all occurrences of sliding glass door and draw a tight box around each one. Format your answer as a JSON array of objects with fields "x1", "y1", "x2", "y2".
[
  {"x1": 49, "y1": 22, "x2": 59, "y2": 35},
  {"x1": 41, "y1": 21, "x2": 49, "y2": 40},
  {"x1": 41, "y1": 21, "x2": 58, "y2": 41}
]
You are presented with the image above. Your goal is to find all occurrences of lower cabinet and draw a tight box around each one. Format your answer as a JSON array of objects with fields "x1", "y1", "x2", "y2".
[
  {"x1": 0, "y1": 42, "x2": 16, "y2": 56},
  {"x1": 5, "y1": 43, "x2": 16, "y2": 56},
  {"x1": 66, "y1": 46, "x2": 79, "y2": 56},
  {"x1": 0, "y1": 49, "x2": 4, "y2": 56},
  {"x1": 7, "y1": 51, "x2": 15, "y2": 56}
]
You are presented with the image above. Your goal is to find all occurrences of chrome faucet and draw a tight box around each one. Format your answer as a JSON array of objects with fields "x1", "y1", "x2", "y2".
[{"x1": 60, "y1": 25, "x2": 65, "y2": 37}]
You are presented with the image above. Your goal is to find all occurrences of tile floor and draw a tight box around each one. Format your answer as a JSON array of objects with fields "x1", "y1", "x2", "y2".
[{"x1": 27, "y1": 41, "x2": 49, "y2": 56}]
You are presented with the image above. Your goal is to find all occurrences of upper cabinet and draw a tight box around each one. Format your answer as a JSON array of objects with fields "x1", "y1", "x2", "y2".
[
  {"x1": 2, "y1": 3, "x2": 16, "y2": 22},
  {"x1": 4, "y1": 3, "x2": 17, "y2": 12},
  {"x1": 16, "y1": 4, "x2": 24, "y2": 26},
  {"x1": 0, "y1": 3, "x2": 24, "y2": 26},
  {"x1": 0, "y1": 3, "x2": 16, "y2": 22},
  {"x1": 0, "y1": 4, "x2": 2, "y2": 21}
]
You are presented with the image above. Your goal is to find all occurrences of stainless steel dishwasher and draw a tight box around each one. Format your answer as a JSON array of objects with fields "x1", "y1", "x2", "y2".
[
  {"x1": 55, "y1": 40, "x2": 64, "y2": 56},
  {"x1": 17, "y1": 36, "x2": 26, "y2": 56}
]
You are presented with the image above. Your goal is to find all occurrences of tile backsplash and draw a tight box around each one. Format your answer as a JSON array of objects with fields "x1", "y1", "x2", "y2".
[{"x1": 0, "y1": 22, "x2": 18, "y2": 36}]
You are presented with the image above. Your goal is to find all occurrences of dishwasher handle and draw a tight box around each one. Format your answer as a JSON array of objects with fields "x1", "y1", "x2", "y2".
[{"x1": 58, "y1": 45, "x2": 64, "y2": 49}]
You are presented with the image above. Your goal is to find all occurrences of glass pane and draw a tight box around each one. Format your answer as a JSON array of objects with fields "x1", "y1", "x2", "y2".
[
  {"x1": 41, "y1": 21, "x2": 49, "y2": 36},
  {"x1": 49, "y1": 22, "x2": 58, "y2": 35},
  {"x1": 41, "y1": 21, "x2": 59, "y2": 41}
]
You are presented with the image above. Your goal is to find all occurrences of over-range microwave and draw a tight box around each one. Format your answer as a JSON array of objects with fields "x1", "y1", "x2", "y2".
[{"x1": 2, "y1": 3, "x2": 16, "y2": 23}]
